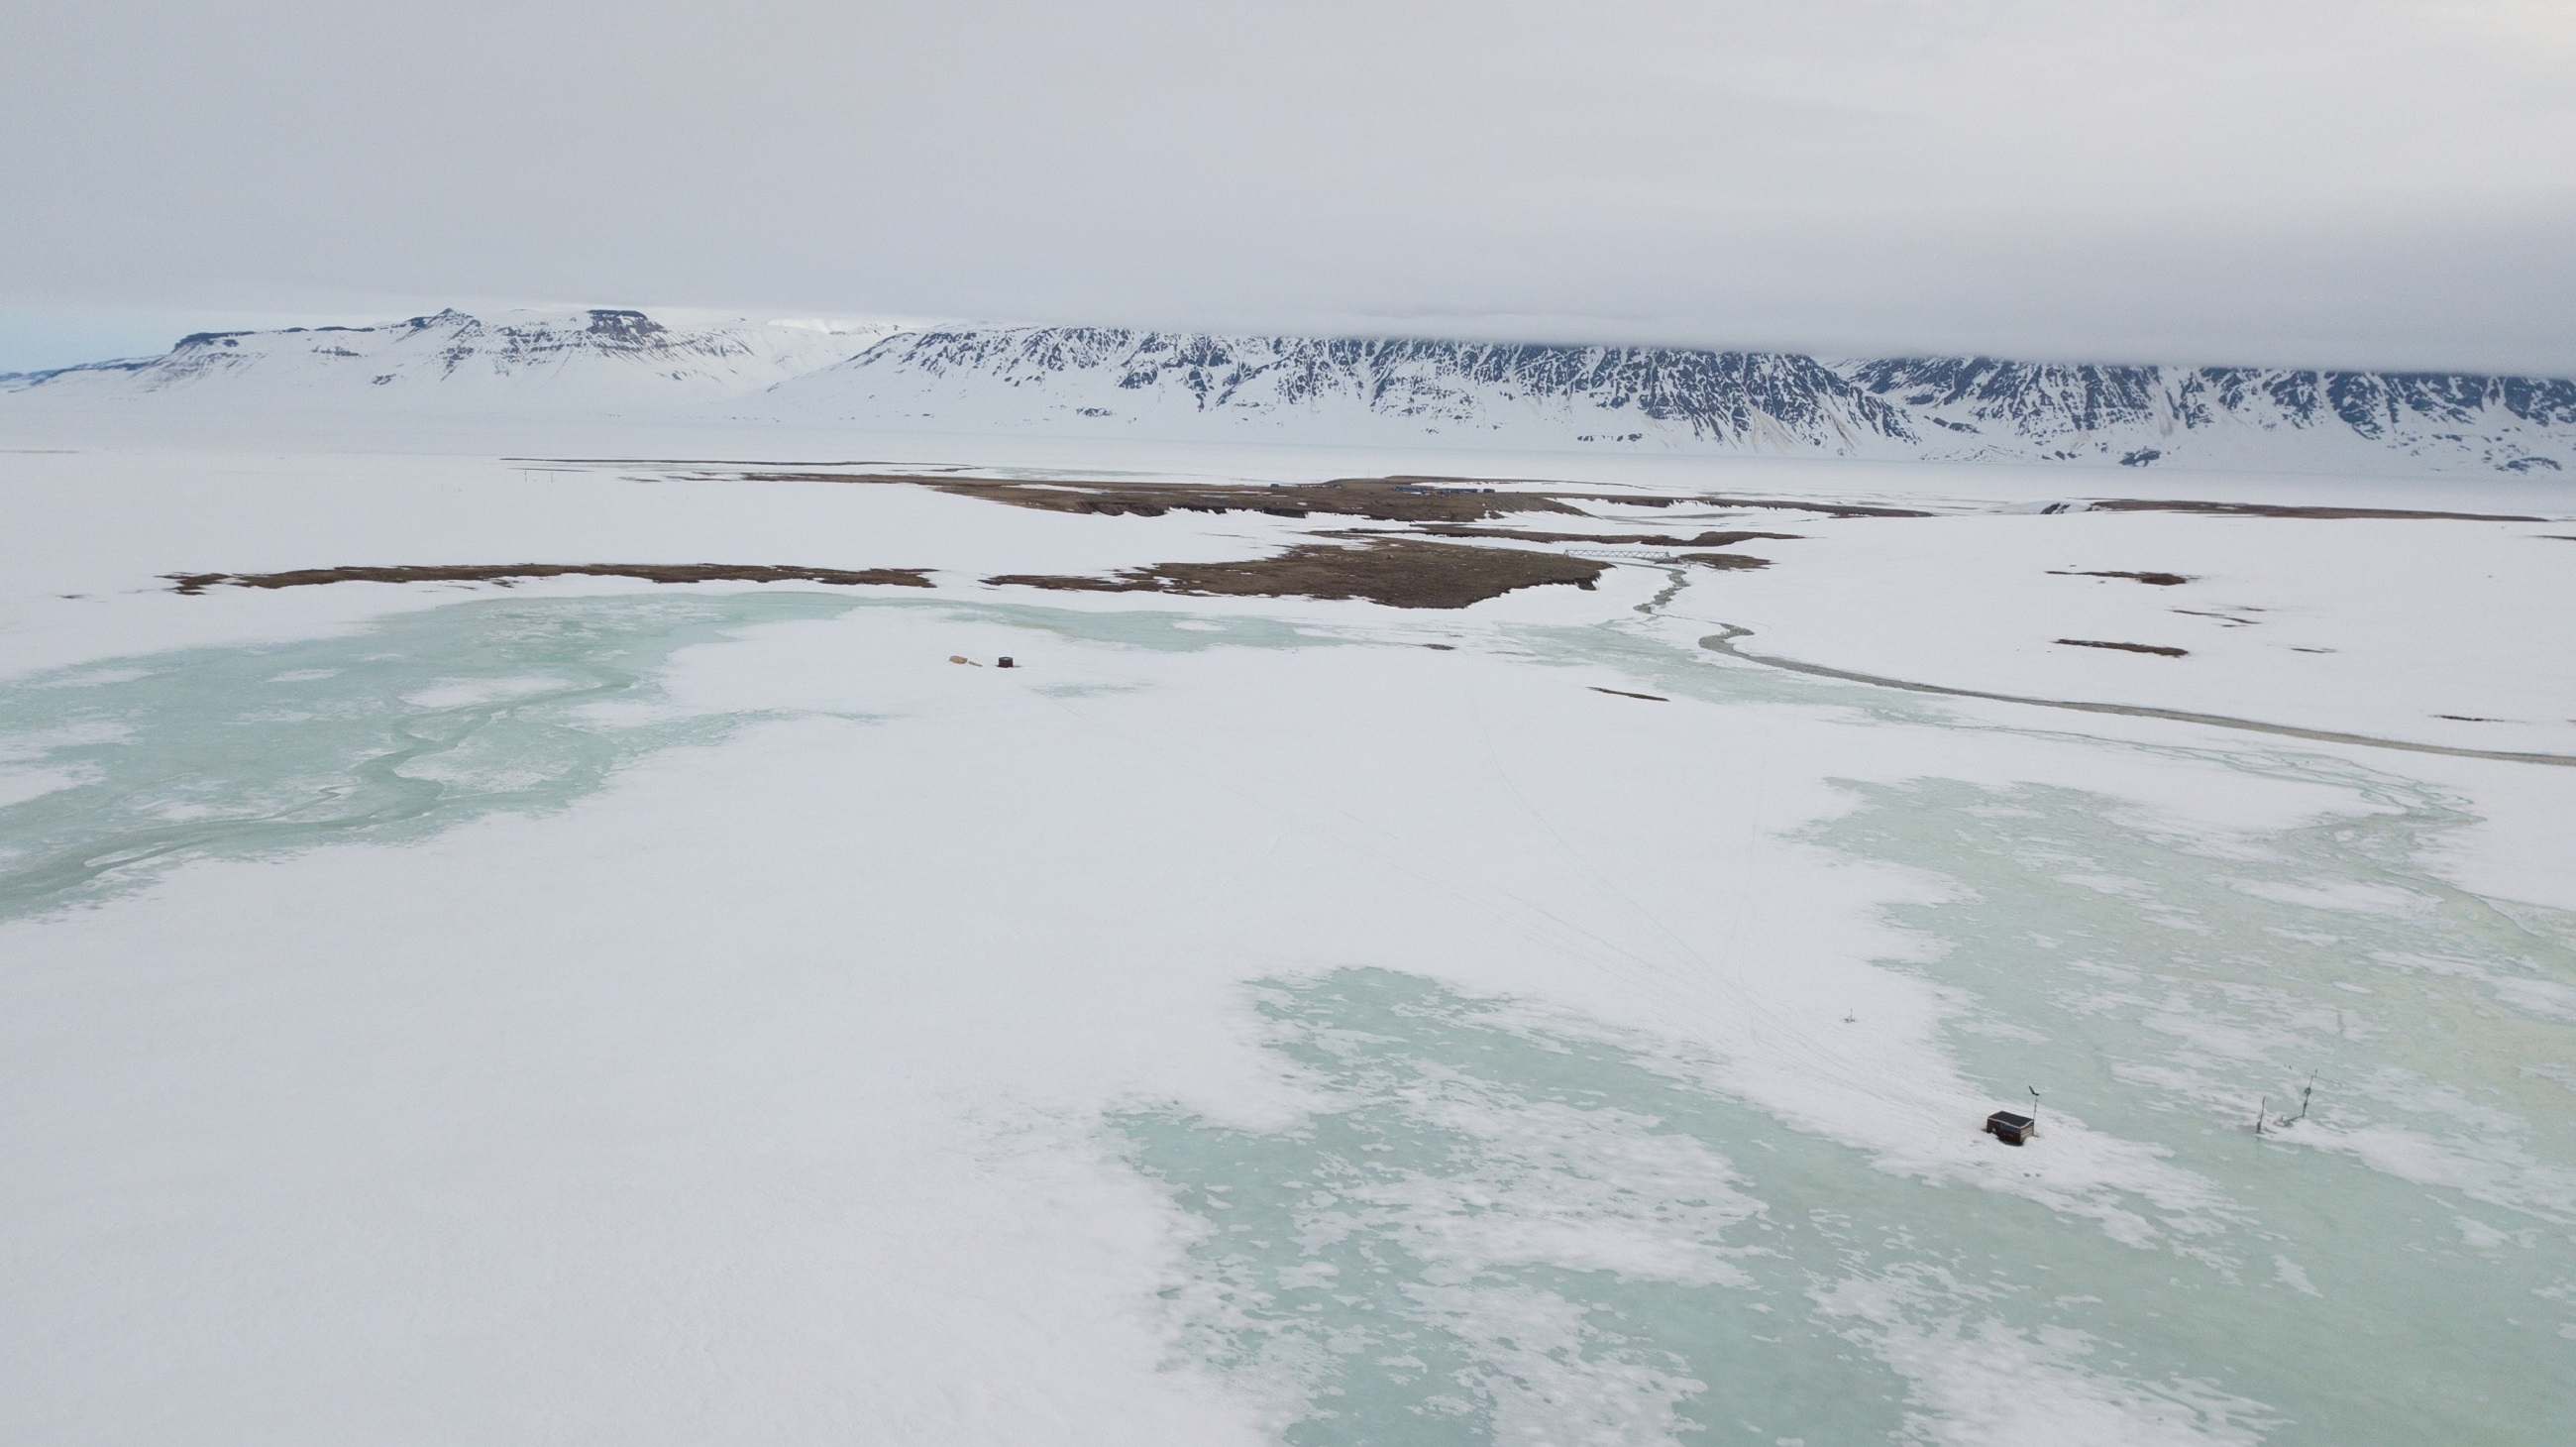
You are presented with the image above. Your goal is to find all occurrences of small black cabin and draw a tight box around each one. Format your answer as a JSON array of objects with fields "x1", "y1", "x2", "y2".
[{"x1": 1986, "y1": 1111, "x2": 2035, "y2": 1146}]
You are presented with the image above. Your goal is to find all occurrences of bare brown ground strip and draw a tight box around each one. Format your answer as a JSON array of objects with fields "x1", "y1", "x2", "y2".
[
  {"x1": 168, "y1": 564, "x2": 934, "y2": 595},
  {"x1": 541, "y1": 461, "x2": 1924, "y2": 517},
  {"x1": 2058, "y1": 638, "x2": 2189, "y2": 657},
  {"x1": 2090, "y1": 499, "x2": 2544, "y2": 521},
  {"x1": 1589, "y1": 687, "x2": 1670, "y2": 702},
  {"x1": 2050, "y1": 569, "x2": 2192, "y2": 586},
  {"x1": 539, "y1": 461, "x2": 2563, "y2": 527},
  {"x1": 985, "y1": 539, "x2": 1608, "y2": 610},
  {"x1": 660, "y1": 466, "x2": 1935, "y2": 522},
  {"x1": 1408, "y1": 525, "x2": 1805, "y2": 547},
  {"x1": 729, "y1": 473, "x2": 1596, "y2": 523},
  {"x1": 1698, "y1": 626, "x2": 2576, "y2": 767},
  {"x1": 1694, "y1": 496, "x2": 1933, "y2": 518},
  {"x1": 1332, "y1": 477, "x2": 1928, "y2": 516}
]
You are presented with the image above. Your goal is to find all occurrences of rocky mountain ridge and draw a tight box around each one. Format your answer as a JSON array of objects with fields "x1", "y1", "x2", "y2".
[{"x1": 762, "y1": 327, "x2": 2573, "y2": 474}]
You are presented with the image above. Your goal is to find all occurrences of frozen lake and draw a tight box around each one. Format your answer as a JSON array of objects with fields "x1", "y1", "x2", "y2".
[{"x1": 5, "y1": 553, "x2": 2570, "y2": 1444}]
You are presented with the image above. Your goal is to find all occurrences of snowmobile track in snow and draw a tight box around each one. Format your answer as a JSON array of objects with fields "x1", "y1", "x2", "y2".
[{"x1": 1697, "y1": 625, "x2": 2576, "y2": 767}]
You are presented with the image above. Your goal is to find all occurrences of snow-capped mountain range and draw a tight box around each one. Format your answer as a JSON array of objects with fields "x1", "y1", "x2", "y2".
[{"x1": 8, "y1": 307, "x2": 2571, "y2": 475}]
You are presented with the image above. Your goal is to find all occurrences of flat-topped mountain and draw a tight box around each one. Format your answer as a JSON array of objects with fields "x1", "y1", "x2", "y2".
[{"x1": 2, "y1": 307, "x2": 895, "y2": 413}]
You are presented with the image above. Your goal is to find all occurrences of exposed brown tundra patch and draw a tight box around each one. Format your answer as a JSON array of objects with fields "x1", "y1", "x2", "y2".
[
  {"x1": 2092, "y1": 499, "x2": 2541, "y2": 521},
  {"x1": 737, "y1": 473, "x2": 1598, "y2": 523},
  {"x1": 1407, "y1": 526, "x2": 1804, "y2": 547},
  {"x1": 692, "y1": 467, "x2": 1932, "y2": 521},
  {"x1": 169, "y1": 564, "x2": 934, "y2": 594},
  {"x1": 985, "y1": 539, "x2": 1608, "y2": 610},
  {"x1": 2057, "y1": 638, "x2": 2189, "y2": 658},
  {"x1": 2050, "y1": 569, "x2": 2193, "y2": 586}
]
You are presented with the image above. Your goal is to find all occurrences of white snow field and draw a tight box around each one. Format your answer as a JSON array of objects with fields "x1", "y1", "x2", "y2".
[{"x1": 3, "y1": 430, "x2": 2574, "y2": 1447}]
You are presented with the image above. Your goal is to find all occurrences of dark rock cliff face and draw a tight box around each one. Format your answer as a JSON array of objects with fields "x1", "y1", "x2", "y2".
[
  {"x1": 1844, "y1": 359, "x2": 2170, "y2": 436},
  {"x1": 827, "y1": 327, "x2": 2573, "y2": 471},
  {"x1": 407, "y1": 308, "x2": 698, "y2": 377},
  {"x1": 862, "y1": 331, "x2": 1918, "y2": 446},
  {"x1": 1847, "y1": 355, "x2": 2576, "y2": 465}
]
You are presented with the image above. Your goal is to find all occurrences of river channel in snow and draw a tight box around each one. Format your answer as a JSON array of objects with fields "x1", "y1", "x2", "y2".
[{"x1": 4, "y1": 584, "x2": 2569, "y2": 1445}]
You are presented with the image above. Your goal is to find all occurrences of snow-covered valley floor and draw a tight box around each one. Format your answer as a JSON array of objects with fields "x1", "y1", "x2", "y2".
[{"x1": 3, "y1": 442, "x2": 2572, "y2": 1445}]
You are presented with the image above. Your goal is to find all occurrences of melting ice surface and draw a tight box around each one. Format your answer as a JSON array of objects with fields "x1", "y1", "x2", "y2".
[
  {"x1": 1119, "y1": 641, "x2": 2576, "y2": 1443},
  {"x1": 4, "y1": 593, "x2": 2573, "y2": 1444},
  {"x1": 0, "y1": 593, "x2": 1317, "y2": 917},
  {"x1": 1120, "y1": 971, "x2": 2279, "y2": 1446},
  {"x1": 0, "y1": 595, "x2": 813, "y2": 913}
]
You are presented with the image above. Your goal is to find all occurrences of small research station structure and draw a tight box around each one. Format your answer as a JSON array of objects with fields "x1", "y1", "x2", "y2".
[{"x1": 1985, "y1": 1111, "x2": 2036, "y2": 1146}]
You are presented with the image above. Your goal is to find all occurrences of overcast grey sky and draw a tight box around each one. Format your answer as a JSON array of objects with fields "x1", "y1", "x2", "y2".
[{"x1": 5, "y1": 1, "x2": 2573, "y2": 373}]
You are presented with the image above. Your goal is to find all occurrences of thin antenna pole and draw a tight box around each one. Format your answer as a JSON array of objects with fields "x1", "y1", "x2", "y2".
[{"x1": 2027, "y1": 1086, "x2": 2041, "y2": 1127}]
